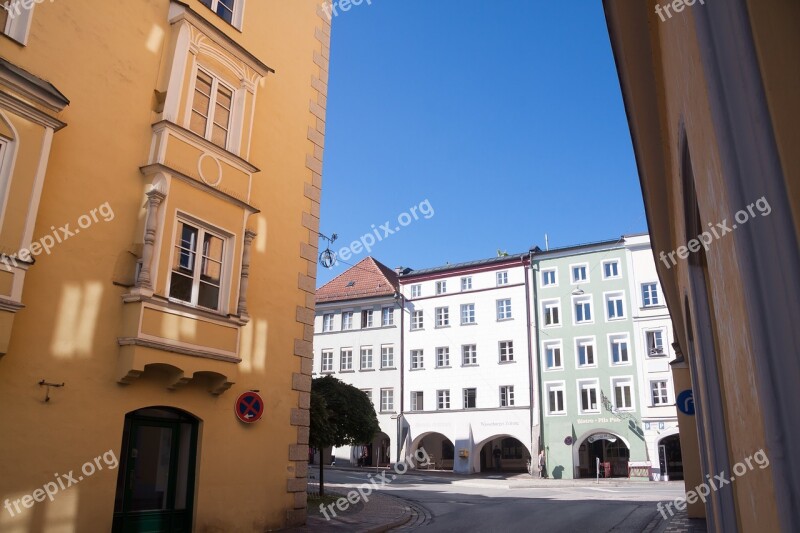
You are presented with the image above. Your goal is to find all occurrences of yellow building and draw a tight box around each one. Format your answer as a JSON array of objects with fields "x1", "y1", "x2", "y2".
[
  {"x1": 0, "y1": 0, "x2": 331, "y2": 530},
  {"x1": 604, "y1": 1, "x2": 799, "y2": 532}
]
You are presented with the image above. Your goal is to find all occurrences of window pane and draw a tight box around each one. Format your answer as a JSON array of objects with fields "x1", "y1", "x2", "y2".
[
  {"x1": 203, "y1": 232, "x2": 223, "y2": 261},
  {"x1": 198, "y1": 281, "x2": 220, "y2": 309},
  {"x1": 217, "y1": 0, "x2": 235, "y2": 22},
  {"x1": 170, "y1": 272, "x2": 193, "y2": 302}
]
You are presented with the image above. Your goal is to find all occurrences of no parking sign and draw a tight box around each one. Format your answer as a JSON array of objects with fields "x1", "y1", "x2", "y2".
[{"x1": 235, "y1": 391, "x2": 264, "y2": 423}]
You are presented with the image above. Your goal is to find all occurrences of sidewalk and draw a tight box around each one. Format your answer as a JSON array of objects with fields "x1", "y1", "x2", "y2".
[{"x1": 646, "y1": 508, "x2": 708, "y2": 533}]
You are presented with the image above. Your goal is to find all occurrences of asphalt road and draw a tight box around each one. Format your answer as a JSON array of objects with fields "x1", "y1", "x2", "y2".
[{"x1": 311, "y1": 466, "x2": 686, "y2": 532}]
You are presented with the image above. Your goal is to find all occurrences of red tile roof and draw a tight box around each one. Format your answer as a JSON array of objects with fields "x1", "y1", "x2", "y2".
[{"x1": 316, "y1": 257, "x2": 399, "y2": 304}]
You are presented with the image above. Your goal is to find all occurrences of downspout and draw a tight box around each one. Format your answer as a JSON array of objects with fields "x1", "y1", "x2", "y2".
[
  {"x1": 523, "y1": 255, "x2": 536, "y2": 468},
  {"x1": 397, "y1": 289, "x2": 405, "y2": 463},
  {"x1": 529, "y1": 251, "x2": 545, "y2": 457}
]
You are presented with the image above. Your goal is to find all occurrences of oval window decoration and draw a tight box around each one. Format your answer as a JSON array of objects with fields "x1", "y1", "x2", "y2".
[{"x1": 198, "y1": 152, "x2": 223, "y2": 187}]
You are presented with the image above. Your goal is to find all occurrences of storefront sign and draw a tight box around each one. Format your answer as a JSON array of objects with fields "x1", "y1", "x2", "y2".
[{"x1": 588, "y1": 433, "x2": 617, "y2": 443}]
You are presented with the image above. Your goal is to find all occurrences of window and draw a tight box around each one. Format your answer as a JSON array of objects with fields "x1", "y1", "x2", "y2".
[
  {"x1": 613, "y1": 378, "x2": 635, "y2": 411},
  {"x1": 321, "y1": 350, "x2": 333, "y2": 372},
  {"x1": 436, "y1": 347, "x2": 450, "y2": 368},
  {"x1": 322, "y1": 313, "x2": 334, "y2": 332},
  {"x1": 340, "y1": 349, "x2": 353, "y2": 371},
  {"x1": 342, "y1": 311, "x2": 353, "y2": 330},
  {"x1": 605, "y1": 292, "x2": 626, "y2": 320},
  {"x1": 642, "y1": 283, "x2": 660, "y2": 307},
  {"x1": 189, "y1": 69, "x2": 234, "y2": 148},
  {"x1": 410, "y1": 284, "x2": 421, "y2": 298},
  {"x1": 436, "y1": 280, "x2": 447, "y2": 295},
  {"x1": 609, "y1": 334, "x2": 630, "y2": 365},
  {"x1": 500, "y1": 386, "x2": 515, "y2": 407},
  {"x1": 571, "y1": 264, "x2": 588, "y2": 284},
  {"x1": 541, "y1": 268, "x2": 557, "y2": 287},
  {"x1": 462, "y1": 344, "x2": 477, "y2": 365},
  {"x1": 382, "y1": 307, "x2": 394, "y2": 326},
  {"x1": 463, "y1": 388, "x2": 477, "y2": 409},
  {"x1": 360, "y1": 347, "x2": 373, "y2": 370},
  {"x1": 646, "y1": 330, "x2": 666, "y2": 356},
  {"x1": 411, "y1": 391, "x2": 424, "y2": 411},
  {"x1": 437, "y1": 390, "x2": 450, "y2": 410},
  {"x1": 546, "y1": 383, "x2": 566, "y2": 415},
  {"x1": 578, "y1": 380, "x2": 600, "y2": 413},
  {"x1": 496, "y1": 299, "x2": 512, "y2": 320},
  {"x1": 461, "y1": 277, "x2": 472, "y2": 291},
  {"x1": 380, "y1": 389, "x2": 394, "y2": 412},
  {"x1": 543, "y1": 300, "x2": 561, "y2": 326},
  {"x1": 499, "y1": 341, "x2": 514, "y2": 362},
  {"x1": 461, "y1": 304, "x2": 476, "y2": 325},
  {"x1": 411, "y1": 310, "x2": 424, "y2": 330},
  {"x1": 361, "y1": 389, "x2": 372, "y2": 403},
  {"x1": 576, "y1": 338, "x2": 595, "y2": 367},
  {"x1": 497, "y1": 271, "x2": 509, "y2": 286},
  {"x1": 544, "y1": 342, "x2": 562, "y2": 370},
  {"x1": 169, "y1": 219, "x2": 226, "y2": 311},
  {"x1": 435, "y1": 307, "x2": 450, "y2": 327},
  {"x1": 199, "y1": 0, "x2": 237, "y2": 25},
  {"x1": 603, "y1": 260, "x2": 620, "y2": 279},
  {"x1": 574, "y1": 296, "x2": 593, "y2": 324},
  {"x1": 381, "y1": 346, "x2": 394, "y2": 368},
  {"x1": 361, "y1": 310, "x2": 374, "y2": 328},
  {"x1": 410, "y1": 349, "x2": 424, "y2": 370},
  {"x1": 651, "y1": 380, "x2": 670, "y2": 406}
]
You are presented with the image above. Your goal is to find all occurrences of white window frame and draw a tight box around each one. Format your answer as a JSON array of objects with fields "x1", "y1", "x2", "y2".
[
  {"x1": 322, "y1": 313, "x2": 334, "y2": 332},
  {"x1": 380, "y1": 388, "x2": 394, "y2": 412},
  {"x1": 499, "y1": 340, "x2": 514, "y2": 363},
  {"x1": 646, "y1": 329, "x2": 667, "y2": 357},
  {"x1": 608, "y1": 333, "x2": 631, "y2": 366},
  {"x1": 411, "y1": 391, "x2": 424, "y2": 411},
  {"x1": 541, "y1": 268, "x2": 558, "y2": 287},
  {"x1": 360, "y1": 347, "x2": 373, "y2": 370},
  {"x1": 361, "y1": 309, "x2": 374, "y2": 328},
  {"x1": 381, "y1": 345, "x2": 394, "y2": 368},
  {"x1": 342, "y1": 311, "x2": 354, "y2": 330},
  {"x1": 545, "y1": 381, "x2": 567, "y2": 416},
  {"x1": 361, "y1": 389, "x2": 372, "y2": 404},
  {"x1": 463, "y1": 388, "x2": 477, "y2": 409},
  {"x1": 462, "y1": 344, "x2": 477, "y2": 366},
  {"x1": 651, "y1": 380, "x2": 670, "y2": 406},
  {"x1": 410, "y1": 284, "x2": 421, "y2": 298},
  {"x1": 435, "y1": 280, "x2": 447, "y2": 295},
  {"x1": 496, "y1": 298, "x2": 512, "y2": 320},
  {"x1": 411, "y1": 310, "x2": 424, "y2": 330},
  {"x1": 642, "y1": 282, "x2": 661, "y2": 307},
  {"x1": 410, "y1": 349, "x2": 424, "y2": 370},
  {"x1": 321, "y1": 350, "x2": 333, "y2": 373},
  {"x1": 542, "y1": 298, "x2": 562, "y2": 328},
  {"x1": 435, "y1": 306, "x2": 450, "y2": 327},
  {"x1": 570, "y1": 262, "x2": 589, "y2": 284},
  {"x1": 198, "y1": 0, "x2": 246, "y2": 29},
  {"x1": 577, "y1": 379, "x2": 601, "y2": 414},
  {"x1": 187, "y1": 66, "x2": 238, "y2": 151},
  {"x1": 436, "y1": 347, "x2": 450, "y2": 368},
  {"x1": 611, "y1": 376, "x2": 635, "y2": 411},
  {"x1": 1, "y1": 1, "x2": 35, "y2": 44},
  {"x1": 500, "y1": 385, "x2": 515, "y2": 407},
  {"x1": 602, "y1": 259, "x2": 621, "y2": 280},
  {"x1": 340, "y1": 348, "x2": 353, "y2": 371},
  {"x1": 575, "y1": 337, "x2": 597, "y2": 368},
  {"x1": 496, "y1": 271, "x2": 509, "y2": 286},
  {"x1": 437, "y1": 389, "x2": 450, "y2": 410},
  {"x1": 543, "y1": 341, "x2": 563, "y2": 371},
  {"x1": 461, "y1": 303, "x2": 476, "y2": 325},
  {"x1": 572, "y1": 295, "x2": 594, "y2": 325},
  {"x1": 604, "y1": 291, "x2": 627, "y2": 321},
  {"x1": 461, "y1": 276, "x2": 472, "y2": 291},
  {"x1": 382, "y1": 307, "x2": 394, "y2": 327}
]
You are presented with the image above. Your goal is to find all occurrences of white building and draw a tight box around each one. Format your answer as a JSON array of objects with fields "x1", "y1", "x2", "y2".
[{"x1": 625, "y1": 234, "x2": 682, "y2": 480}]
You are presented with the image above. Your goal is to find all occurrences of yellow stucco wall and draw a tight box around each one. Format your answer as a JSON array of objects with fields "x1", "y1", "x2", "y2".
[{"x1": 0, "y1": 0, "x2": 328, "y2": 530}]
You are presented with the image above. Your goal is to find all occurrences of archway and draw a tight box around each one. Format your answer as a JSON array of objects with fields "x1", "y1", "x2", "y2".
[
  {"x1": 411, "y1": 432, "x2": 455, "y2": 470},
  {"x1": 574, "y1": 430, "x2": 630, "y2": 478},
  {"x1": 473, "y1": 435, "x2": 531, "y2": 473},
  {"x1": 658, "y1": 433, "x2": 684, "y2": 480},
  {"x1": 354, "y1": 432, "x2": 391, "y2": 467},
  {"x1": 113, "y1": 406, "x2": 199, "y2": 533}
]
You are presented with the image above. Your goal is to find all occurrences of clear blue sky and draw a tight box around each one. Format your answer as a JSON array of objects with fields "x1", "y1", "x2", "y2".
[{"x1": 317, "y1": 0, "x2": 646, "y2": 286}]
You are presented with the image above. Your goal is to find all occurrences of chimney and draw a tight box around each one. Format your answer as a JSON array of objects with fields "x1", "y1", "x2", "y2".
[{"x1": 395, "y1": 266, "x2": 403, "y2": 275}]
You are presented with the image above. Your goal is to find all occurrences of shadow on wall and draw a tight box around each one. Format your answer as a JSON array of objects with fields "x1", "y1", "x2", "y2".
[{"x1": 552, "y1": 465, "x2": 564, "y2": 479}]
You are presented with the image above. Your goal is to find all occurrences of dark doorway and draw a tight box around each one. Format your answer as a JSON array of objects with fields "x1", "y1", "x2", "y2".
[
  {"x1": 659, "y1": 435, "x2": 684, "y2": 480},
  {"x1": 113, "y1": 407, "x2": 198, "y2": 533},
  {"x1": 578, "y1": 435, "x2": 629, "y2": 478}
]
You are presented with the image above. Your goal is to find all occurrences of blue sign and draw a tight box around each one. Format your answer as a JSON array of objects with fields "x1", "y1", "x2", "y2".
[{"x1": 677, "y1": 390, "x2": 695, "y2": 416}]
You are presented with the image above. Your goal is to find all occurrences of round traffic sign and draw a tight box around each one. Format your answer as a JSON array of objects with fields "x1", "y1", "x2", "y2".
[
  {"x1": 677, "y1": 389, "x2": 695, "y2": 416},
  {"x1": 235, "y1": 391, "x2": 264, "y2": 423}
]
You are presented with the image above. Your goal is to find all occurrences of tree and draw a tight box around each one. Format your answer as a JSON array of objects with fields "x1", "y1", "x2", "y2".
[{"x1": 310, "y1": 375, "x2": 380, "y2": 495}]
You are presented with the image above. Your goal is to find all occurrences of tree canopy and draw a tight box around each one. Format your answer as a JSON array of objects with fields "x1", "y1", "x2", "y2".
[{"x1": 310, "y1": 375, "x2": 380, "y2": 450}]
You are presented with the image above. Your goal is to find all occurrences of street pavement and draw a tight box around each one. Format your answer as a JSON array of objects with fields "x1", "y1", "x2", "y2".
[{"x1": 303, "y1": 466, "x2": 691, "y2": 532}]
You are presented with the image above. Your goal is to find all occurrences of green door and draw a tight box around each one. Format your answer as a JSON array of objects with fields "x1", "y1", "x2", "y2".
[{"x1": 113, "y1": 408, "x2": 198, "y2": 533}]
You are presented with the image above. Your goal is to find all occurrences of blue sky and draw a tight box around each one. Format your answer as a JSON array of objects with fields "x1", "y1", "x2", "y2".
[{"x1": 316, "y1": 0, "x2": 646, "y2": 286}]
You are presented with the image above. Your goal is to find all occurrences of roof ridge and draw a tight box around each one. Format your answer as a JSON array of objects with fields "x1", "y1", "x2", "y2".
[{"x1": 316, "y1": 256, "x2": 375, "y2": 292}]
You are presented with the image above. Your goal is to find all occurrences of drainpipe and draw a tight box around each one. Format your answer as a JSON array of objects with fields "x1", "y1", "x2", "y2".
[
  {"x1": 395, "y1": 287, "x2": 405, "y2": 463},
  {"x1": 529, "y1": 251, "x2": 546, "y2": 458},
  {"x1": 523, "y1": 255, "x2": 536, "y2": 469}
]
